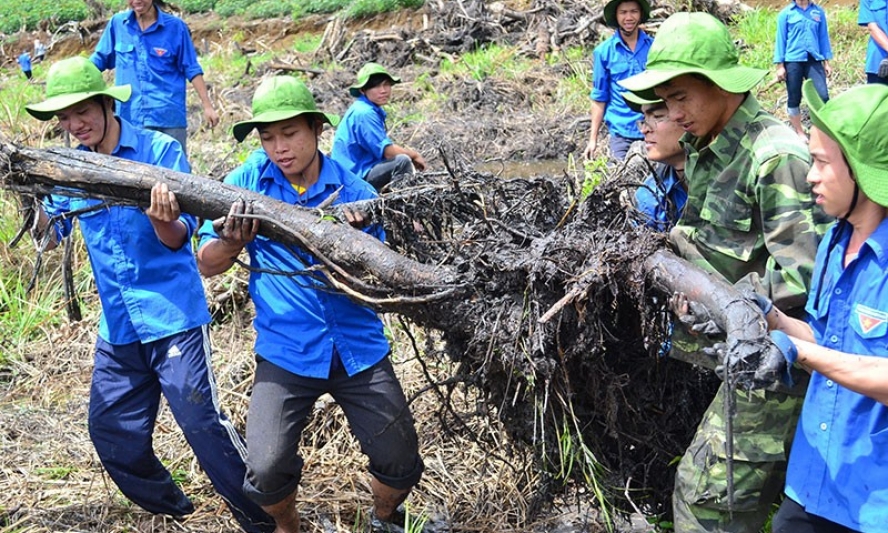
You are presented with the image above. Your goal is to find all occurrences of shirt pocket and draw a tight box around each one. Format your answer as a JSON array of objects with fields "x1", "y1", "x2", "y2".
[
  {"x1": 608, "y1": 58, "x2": 632, "y2": 80},
  {"x1": 113, "y1": 42, "x2": 135, "y2": 67},
  {"x1": 849, "y1": 303, "x2": 888, "y2": 342},
  {"x1": 869, "y1": 0, "x2": 888, "y2": 12},
  {"x1": 147, "y1": 46, "x2": 177, "y2": 74},
  {"x1": 695, "y1": 190, "x2": 755, "y2": 263}
]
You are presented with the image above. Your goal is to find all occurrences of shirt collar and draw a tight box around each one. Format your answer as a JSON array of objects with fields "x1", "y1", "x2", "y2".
[
  {"x1": 111, "y1": 117, "x2": 139, "y2": 156},
  {"x1": 615, "y1": 29, "x2": 650, "y2": 51},
  {"x1": 125, "y1": 6, "x2": 166, "y2": 29},
  {"x1": 258, "y1": 151, "x2": 343, "y2": 204},
  {"x1": 862, "y1": 217, "x2": 888, "y2": 266}
]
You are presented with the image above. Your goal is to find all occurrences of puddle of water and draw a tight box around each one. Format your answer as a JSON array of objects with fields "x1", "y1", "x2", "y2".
[{"x1": 474, "y1": 159, "x2": 572, "y2": 179}]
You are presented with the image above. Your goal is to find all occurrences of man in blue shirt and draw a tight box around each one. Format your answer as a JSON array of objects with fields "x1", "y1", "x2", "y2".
[
  {"x1": 774, "y1": 0, "x2": 832, "y2": 136},
  {"x1": 332, "y1": 62, "x2": 426, "y2": 192},
  {"x1": 197, "y1": 76, "x2": 424, "y2": 533},
  {"x1": 859, "y1": 0, "x2": 888, "y2": 85},
  {"x1": 24, "y1": 57, "x2": 273, "y2": 533},
  {"x1": 752, "y1": 81, "x2": 888, "y2": 533},
  {"x1": 17, "y1": 50, "x2": 32, "y2": 80},
  {"x1": 582, "y1": 0, "x2": 652, "y2": 162},
  {"x1": 90, "y1": 0, "x2": 219, "y2": 154},
  {"x1": 626, "y1": 92, "x2": 687, "y2": 230}
]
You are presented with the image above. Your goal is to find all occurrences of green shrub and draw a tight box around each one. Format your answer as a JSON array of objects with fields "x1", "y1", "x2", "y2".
[
  {"x1": 244, "y1": 0, "x2": 294, "y2": 19},
  {"x1": 346, "y1": 0, "x2": 423, "y2": 18},
  {"x1": 0, "y1": 0, "x2": 87, "y2": 33},
  {"x1": 302, "y1": 0, "x2": 350, "y2": 14},
  {"x1": 177, "y1": 0, "x2": 217, "y2": 13},
  {"x1": 214, "y1": 0, "x2": 253, "y2": 17}
]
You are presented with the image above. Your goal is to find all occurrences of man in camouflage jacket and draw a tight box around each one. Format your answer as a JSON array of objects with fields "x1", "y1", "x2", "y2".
[{"x1": 621, "y1": 13, "x2": 830, "y2": 532}]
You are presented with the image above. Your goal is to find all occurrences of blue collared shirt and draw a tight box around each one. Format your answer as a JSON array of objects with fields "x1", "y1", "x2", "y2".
[
  {"x1": 17, "y1": 53, "x2": 31, "y2": 71},
  {"x1": 197, "y1": 150, "x2": 390, "y2": 379},
  {"x1": 590, "y1": 30, "x2": 652, "y2": 140},
  {"x1": 331, "y1": 95, "x2": 392, "y2": 180},
  {"x1": 634, "y1": 164, "x2": 687, "y2": 231},
  {"x1": 774, "y1": 2, "x2": 833, "y2": 63},
  {"x1": 90, "y1": 7, "x2": 203, "y2": 129},
  {"x1": 859, "y1": 0, "x2": 888, "y2": 74},
  {"x1": 43, "y1": 118, "x2": 210, "y2": 345},
  {"x1": 785, "y1": 219, "x2": 888, "y2": 531}
]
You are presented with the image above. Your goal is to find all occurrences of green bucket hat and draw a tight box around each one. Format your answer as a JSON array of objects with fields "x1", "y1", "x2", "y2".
[
  {"x1": 623, "y1": 90, "x2": 662, "y2": 114},
  {"x1": 619, "y1": 12, "x2": 767, "y2": 100},
  {"x1": 232, "y1": 76, "x2": 340, "y2": 143},
  {"x1": 348, "y1": 62, "x2": 401, "y2": 97},
  {"x1": 25, "y1": 56, "x2": 131, "y2": 121},
  {"x1": 603, "y1": 0, "x2": 651, "y2": 29},
  {"x1": 804, "y1": 79, "x2": 888, "y2": 208}
]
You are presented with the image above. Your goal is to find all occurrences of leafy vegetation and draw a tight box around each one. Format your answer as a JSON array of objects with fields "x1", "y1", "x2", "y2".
[{"x1": 0, "y1": 0, "x2": 425, "y2": 31}]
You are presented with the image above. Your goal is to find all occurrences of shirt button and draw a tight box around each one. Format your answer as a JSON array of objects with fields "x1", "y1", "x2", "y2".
[
  {"x1": 820, "y1": 423, "x2": 828, "y2": 431},
  {"x1": 834, "y1": 288, "x2": 842, "y2": 295},
  {"x1": 830, "y1": 335, "x2": 838, "y2": 343},
  {"x1": 826, "y1": 380, "x2": 834, "y2": 387}
]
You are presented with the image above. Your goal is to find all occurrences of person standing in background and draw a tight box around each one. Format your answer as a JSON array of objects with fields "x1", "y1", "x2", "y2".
[
  {"x1": 33, "y1": 39, "x2": 46, "y2": 63},
  {"x1": 774, "y1": 0, "x2": 832, "y2": 137},
  {"x1": 582, "y1": 0, "x2": 652, "y2": 162},
  {"x1": 860, "y1": 0, "x2": 888, "y2": 85},
  {"x1": 17, "y1": 49, "x2": 32, "y2": 80},
  {"x1": 90, "y1": 0, "x2": 219, "y2": 154}
]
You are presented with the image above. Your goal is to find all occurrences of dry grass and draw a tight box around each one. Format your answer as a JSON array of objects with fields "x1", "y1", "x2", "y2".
[{"x1": 0, "y1": 297, "x2": 606, "y2": 532}]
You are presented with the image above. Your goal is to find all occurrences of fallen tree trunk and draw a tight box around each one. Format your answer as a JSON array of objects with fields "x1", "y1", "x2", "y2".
[
  {"x1": 0, "y1": 142, "x2": 457, "y2": 296},
  {"x1": 1, "y1": 140, "x2": 767, "y2": 518}
]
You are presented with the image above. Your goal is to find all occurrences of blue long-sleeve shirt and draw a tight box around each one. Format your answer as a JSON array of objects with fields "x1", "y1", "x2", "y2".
[
  {"x1": 774, "y1": 2, "x2": 833, "y2": 63},
  {"x1": 90, "y1": 7, "x2": 203, "y2": 129},
  {"x1": 198, "y1": 150, "x2": 390, "y2": 379},
  {"x1": 44, "y1": 119, "x2": 210, "y2": 345},
  {"x1": 590, "y1": 31, "x2": 652, "y2": 140},
  {"x1": 784, "y1": 219, "x2": 888, "y2": 532}
]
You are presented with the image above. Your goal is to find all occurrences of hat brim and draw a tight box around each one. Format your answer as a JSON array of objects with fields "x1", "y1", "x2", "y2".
[
  {"x1": 804, "y1": 79, "x2": 888, "y2": 207},
  {"x1": 619, "y1": 66, "x2": 767, "y2": 101},
  {"x1": 26, "y1": 85, "x2": 132, "y2": 121},
  {"x1": 623, "y1": 90, "x2": 662, "y2": 113},
  {"x1": 232, "y1": 109, "x2": 340, "y2": 142}
]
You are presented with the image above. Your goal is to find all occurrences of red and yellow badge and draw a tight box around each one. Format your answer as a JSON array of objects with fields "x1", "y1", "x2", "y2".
[
  {"x1": 856, "y1": 304, "x2": 887, "y2": 334},
  {"x1": 153, "y1": 48, "x2": 169, "y2": 57}
]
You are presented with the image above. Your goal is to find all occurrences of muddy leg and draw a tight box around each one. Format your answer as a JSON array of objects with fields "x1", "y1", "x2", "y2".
[{"x1": 261, "y1": 490, "x2": 300, "y2": 533}]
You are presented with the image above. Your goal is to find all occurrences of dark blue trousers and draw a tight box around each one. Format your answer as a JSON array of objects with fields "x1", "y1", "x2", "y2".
[{"x1": 88, "y1": 326, "x2": 274, "y2": 532}]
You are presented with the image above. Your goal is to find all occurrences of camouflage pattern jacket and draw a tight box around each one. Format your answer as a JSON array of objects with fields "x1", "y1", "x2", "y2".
[{"x1": 670, "y1": 94, "x2": 830, "y2": 319}]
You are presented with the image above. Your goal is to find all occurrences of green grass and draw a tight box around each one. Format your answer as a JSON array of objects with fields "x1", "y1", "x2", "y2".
[
  {"x1": 732, "y1": 8, "x2": 779, "y2": 71},
  {"x1": 0, "y1": 0, "x2": 426, "y2": 32}
]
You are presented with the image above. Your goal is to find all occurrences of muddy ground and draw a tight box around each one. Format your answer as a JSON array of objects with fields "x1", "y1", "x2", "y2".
[{"x1": 0, "y1": 1, "x2": 747, "y2": 532}]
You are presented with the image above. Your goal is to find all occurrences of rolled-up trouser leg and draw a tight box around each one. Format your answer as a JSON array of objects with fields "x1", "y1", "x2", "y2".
[{"x1": 364, "y1": 154, "x2": 414, "y2": 192}]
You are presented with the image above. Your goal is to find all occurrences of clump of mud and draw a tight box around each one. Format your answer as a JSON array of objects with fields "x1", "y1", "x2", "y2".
[{"x1": 359, "y1": 150, "x2": 721, "y2": 519}]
